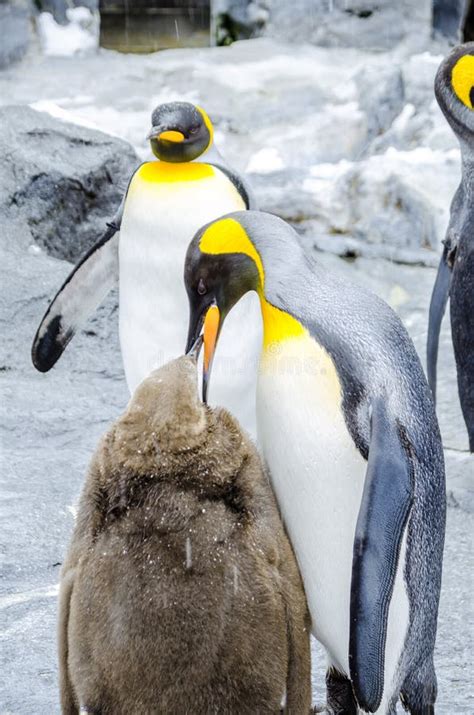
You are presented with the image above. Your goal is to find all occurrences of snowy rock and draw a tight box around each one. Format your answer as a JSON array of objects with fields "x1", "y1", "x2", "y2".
[
  {"x1": 0, "y1": 0, "x2": 32, "y2": 69},
  {"x1": 0, "y1": 37, "x2": 461, "y2": 263},
  {"x1": 36, "y1": 6, "x2": 99, "y2": 56},
  {"x1": 36, "y1": 0, "x2": 98, "y2": 26},
  {"x1": 0, "y1": 105, "x2": 138, "y2": 262},
  {"x1": 213, "y1": 0, "x2": 264, "y2": 44},
  {"x1": 248, "y1": 146, "x2": 461, "y2": 260},
  {"x1": 355, "y1": 64, "x2": 405, "y2": 145},
  {"x1": 215, "y1": 0, "x2": 433, "y2": 51},
  {"x1": 305, "y1": 147, "x2": 460, "y2": 252}
]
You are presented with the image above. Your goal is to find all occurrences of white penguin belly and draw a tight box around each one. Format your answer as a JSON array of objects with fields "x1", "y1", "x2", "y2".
[
  {"x1": 257, "y1": 335, "x2": 409, "y2": 704},
  {"x1": 118, "y1": 163, "x2": 261, "y2": 434}
]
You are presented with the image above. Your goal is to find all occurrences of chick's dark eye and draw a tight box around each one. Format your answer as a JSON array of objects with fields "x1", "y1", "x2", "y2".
[
  {"x1": 189, "y1": 125, "x2": 200, "y2": 134},
  {"x1": 197, "y1": 278, "x2": 207, "y2": 295}
]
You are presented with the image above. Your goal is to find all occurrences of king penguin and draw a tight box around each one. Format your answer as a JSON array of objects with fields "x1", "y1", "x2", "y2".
[
  {"x1": 428, "y1": 43, "x2": 474, "y2": 452},
  {"x1": 31, "y1": 101, "x2": 261, "y2": 433},
  {"x1": 184, "y1": 210, "x2": 446, "y2": 715}
]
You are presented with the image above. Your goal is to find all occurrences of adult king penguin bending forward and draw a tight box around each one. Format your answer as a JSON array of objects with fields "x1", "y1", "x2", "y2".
[{"x1": 185, "y1": 211, "x2": 446, "y2": 715}]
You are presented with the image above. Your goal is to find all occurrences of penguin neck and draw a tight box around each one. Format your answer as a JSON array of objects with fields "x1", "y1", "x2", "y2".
[
  {"x1": 258, "y1": 291, "x2": 307, "y2": 350},
  {"x1": 139, "y1": 160, "x2": 213, "y2": 182}
]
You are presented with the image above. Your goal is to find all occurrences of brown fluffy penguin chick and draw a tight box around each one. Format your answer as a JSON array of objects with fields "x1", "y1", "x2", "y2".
[{"x1": 58, "y1": 354, "x2": 311, "y2": 715}]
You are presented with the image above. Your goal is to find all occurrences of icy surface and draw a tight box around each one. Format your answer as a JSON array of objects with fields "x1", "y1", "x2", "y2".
[{"x1": 0, "y1": 38, "x2": 472, "y2": 712}]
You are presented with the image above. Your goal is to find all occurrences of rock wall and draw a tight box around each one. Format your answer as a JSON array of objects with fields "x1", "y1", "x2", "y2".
[
  {"x1": 0, "y1": 105, "x2": 138, "y2": 262},
  {"x1": 214, "y1": 0, "x2": 474, "y2": 47},
  {"x1": 215, "y1": 0, "x2": 434, "y2": 49}
]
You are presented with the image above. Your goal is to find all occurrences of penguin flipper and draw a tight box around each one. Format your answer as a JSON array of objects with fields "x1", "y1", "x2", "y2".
[
  {"x1": 31, "y1": 222, "x2": 119, "y2": 372},
  {"x1": 349, "y1": 397, "x2": 414, "y2": 713},
  {"x1": 427, "y1": 243, "x2": 453, "y2": 403}
]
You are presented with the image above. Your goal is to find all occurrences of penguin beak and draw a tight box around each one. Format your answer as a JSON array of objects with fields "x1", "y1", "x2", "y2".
[
  {"x1": 147, "y1": 126, "x2": 185, "y2": 142},
  {"x1": 202, "y1": 304, "x2": 220, "y2": 404},
  {"x1": 185, "y1": 301, "x2": 222, "y2": 404},
  {"x1": 187, "y1": 335, "x2": 203, "y2": 362}
]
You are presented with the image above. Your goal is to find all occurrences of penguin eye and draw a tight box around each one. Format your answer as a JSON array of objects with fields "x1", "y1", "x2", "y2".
[
  {"x1": 197, "y1": 278, "x2": 207, "y2": 295},
  {"x1": 189, "y1": 125, "x2": 200, "y2": 135}
]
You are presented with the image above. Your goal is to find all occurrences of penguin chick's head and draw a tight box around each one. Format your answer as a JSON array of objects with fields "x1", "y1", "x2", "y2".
[
  {"x1": 148, "y1": 101, "x2": 213, "y2": 162},
  {"x1": 184, "y1": 213, "x2": 263, "y2": 402},
  {"x1": 435, "y1": 42, "x2": 474, "y2": 140},
  {"x1": 125, "y1": 352, "x2": 208, "y2": 453}
]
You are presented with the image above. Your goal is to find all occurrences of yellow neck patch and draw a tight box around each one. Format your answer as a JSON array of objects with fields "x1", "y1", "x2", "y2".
[
  {"x1": 137, "y1": 161, "x2": 214, "y2": 183},
  {"x1": 260, "y1": 299, "x2": 306, "y2": 348},
  {"x1": 199, "y1": 217, "x2": 307, "y2": 349},
  {"x1": 451, "y1": 55, "x2": 474, "y2": 109}
]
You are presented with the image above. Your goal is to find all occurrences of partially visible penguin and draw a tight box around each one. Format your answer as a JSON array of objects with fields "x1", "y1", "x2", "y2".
[
  {"x1": 428, "y1": 43, "x2": 474, "y2": 451},
  {"x1": 58, "y1": 351, "x2": 311, "y2": 714},
  {"x1": 31, "y1": 101, "x2": 261, "y2": 434}
]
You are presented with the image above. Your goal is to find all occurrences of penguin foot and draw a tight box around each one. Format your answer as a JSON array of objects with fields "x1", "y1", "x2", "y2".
[{"x1": 325, "y1": 668, "x2": 357, "y2": 715}]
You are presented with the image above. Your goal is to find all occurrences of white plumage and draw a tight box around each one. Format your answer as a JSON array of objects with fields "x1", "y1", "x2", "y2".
[
  {"x1": 257, "y1": 335, "x2": 409, "y2": 713},
  {"x1": 119, "y1": 163, "x2": 262, "y2": 433}
]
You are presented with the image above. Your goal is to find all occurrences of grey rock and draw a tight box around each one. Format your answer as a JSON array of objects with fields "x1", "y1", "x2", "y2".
[
  {"x1": 0, "y1": 105, "x2": 139, "y2": 262},
  {"x1": 355, "y1": 64, "x2": 405, "y2": 146},
  {"x1": 249, "y1": 167, "x2": 320, "y2": 221},
  {"x1": 432, "y1": 0, "x2": 467, "y2": 42},
  {"x1": 214, "y1": 0, "x2": 433, "y2": 51},
  {"x1": 213, "y1": 0, "x2": 266, "y2": 44},
  {"x1": 0, "y1": 1, "x2": 32, "y2": 69}
]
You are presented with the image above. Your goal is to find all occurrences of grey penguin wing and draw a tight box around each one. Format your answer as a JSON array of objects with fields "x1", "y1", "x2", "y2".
[
  {"x1": 349, "y1": 397, "x2": 414, "y2": 713},
  {"x1": 427, "y1": 242, "x2": 453, "y2": 403},
  {"x1": 31, "y1": 219, "x2": 120, "y2": 372}
]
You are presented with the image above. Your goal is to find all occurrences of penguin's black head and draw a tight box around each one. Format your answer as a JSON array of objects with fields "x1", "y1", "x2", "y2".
[
  {"x1": 184, "y1": 214, "x2": 261, "y2": 402},
  {"x1": 435, "y1": 42, "x2": 474, "y2": 141},
  {"x1": 148, "y1": 101, "x2": 213, "y2": 163}
]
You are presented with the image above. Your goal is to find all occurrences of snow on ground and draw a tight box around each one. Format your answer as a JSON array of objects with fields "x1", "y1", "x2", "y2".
[{"x1": 0, "y1": 38, "x2": 472, "y2": 713}]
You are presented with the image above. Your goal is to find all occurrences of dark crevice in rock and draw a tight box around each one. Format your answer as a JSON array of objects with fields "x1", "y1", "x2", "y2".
[{"x1": 344, "y1": 8, "x2": 377, "y2": 19}]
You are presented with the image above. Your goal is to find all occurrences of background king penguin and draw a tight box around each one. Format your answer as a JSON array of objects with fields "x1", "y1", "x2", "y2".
[
  {"x1": 428, "y1": 42, "x2": 474, "y2": 452},
  {"x1": 185, "y1": 210, "x2": 446, "y2": 715},
  {"x1": 31, "y1": 101, "x2": 261, "y2": 433}
]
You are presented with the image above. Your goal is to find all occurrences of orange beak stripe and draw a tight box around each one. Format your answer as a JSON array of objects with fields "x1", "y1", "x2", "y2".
[
  {"x1": 159, "y1": 130, "x2": 185, "y2": 143},
  {"x1": 203, "y1": 304, "x2": 220, "y2": 373}
]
